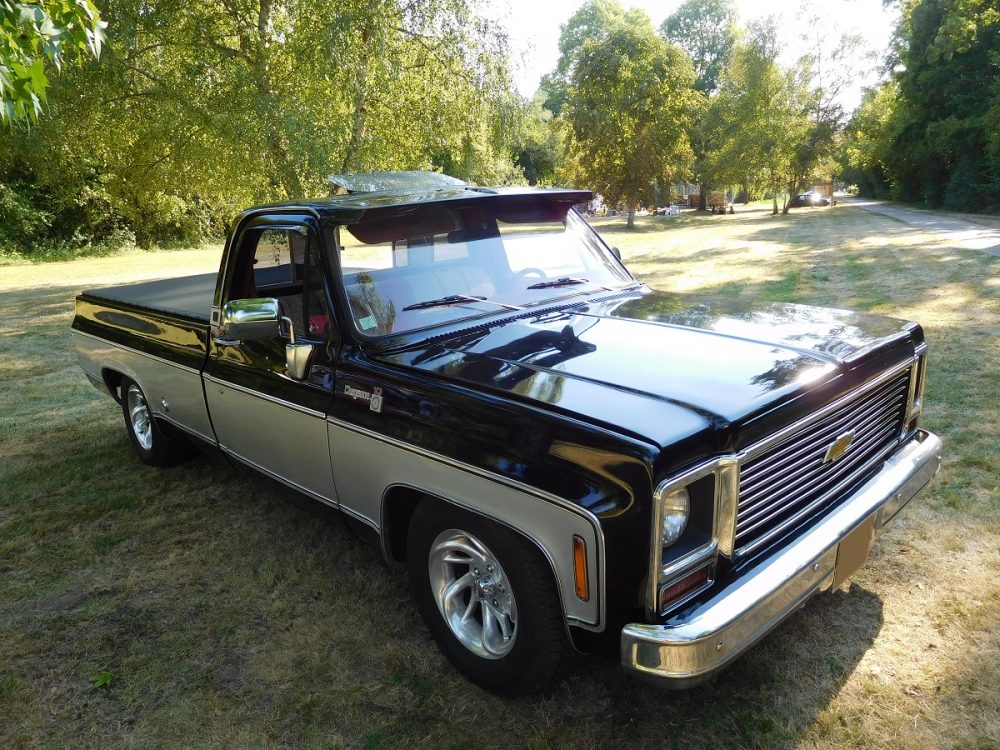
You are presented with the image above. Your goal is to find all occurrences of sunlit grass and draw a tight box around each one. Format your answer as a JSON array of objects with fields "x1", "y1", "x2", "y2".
[{"x1": 1, "y1": 204, "x2": 997, "y2": 748}]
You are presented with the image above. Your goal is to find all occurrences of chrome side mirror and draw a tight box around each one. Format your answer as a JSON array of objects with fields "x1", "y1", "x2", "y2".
[
  {"x1": 219, "y1": 298, "x2": 281, "y2": 342},
  {"x1": 610, "y1": 246, "x2": 622, "y2": 261}
]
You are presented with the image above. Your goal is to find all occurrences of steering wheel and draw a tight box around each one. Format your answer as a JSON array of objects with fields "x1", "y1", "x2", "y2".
[{"x1": 513, "y1": 267, "x2": 546, "y2": 282}]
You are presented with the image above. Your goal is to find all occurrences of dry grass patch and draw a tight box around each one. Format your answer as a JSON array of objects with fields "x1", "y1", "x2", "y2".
[{"x1": 1, "y1": 204, "x2": 997, "y2": 749}]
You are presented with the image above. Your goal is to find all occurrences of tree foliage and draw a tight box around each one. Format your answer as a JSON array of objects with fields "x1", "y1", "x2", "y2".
[
  {"x1": 709, "y1": 22, "x2": 828, "y2": 214},
  {"x1": 565, "y1": 13, "x2": 697, "y2": 227},
  {"x1": 659, "y1": 0, "x2": 737, "y2": 95},
  {"x1": 659, "y1": 0, "x2": 737, "y2": 210},
  {"x1": 0, "y1": 0, "x2": 106, "y2": 122},
  {"x1": 841, "y1": 0, "x2": 1000, "y2": 211},
  {"x1": 1, "y1": 0, "x2": 523, "y2": 250},
  {"x1": 539, "y1": 0, "x2": 647, "y2": 116}
]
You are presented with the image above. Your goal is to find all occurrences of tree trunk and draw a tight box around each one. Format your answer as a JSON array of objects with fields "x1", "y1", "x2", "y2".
[
  {"x1": 627, "y1": 207, "x2": 635, "y2": 229},
  {"x1": 698, "y1": 181, "x2": 707, "y2": 211},
  {"x1": 252, "y1": 0, "x2": 304, "y2": 198},
  {"x1": 342, "y1": 20, "x2": 375, "y2": 174}
]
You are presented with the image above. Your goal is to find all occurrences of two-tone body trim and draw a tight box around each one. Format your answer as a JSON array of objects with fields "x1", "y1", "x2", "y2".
[
  {"x1": 202, "y1": 373, "x2": 327, "y2": 419},
  {"x1": 72, "y1": 328, "x2": 216, "y2": 444},
  {"x1": 326, "y1": 414, "x2": 607, "y2": 630}
]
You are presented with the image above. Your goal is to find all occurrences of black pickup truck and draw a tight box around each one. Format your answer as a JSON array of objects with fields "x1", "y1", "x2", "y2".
[{"x1": 72, "y1": 171, "x2": 942, "y2": 695}]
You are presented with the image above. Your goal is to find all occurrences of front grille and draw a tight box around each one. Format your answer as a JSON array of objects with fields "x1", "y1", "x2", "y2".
[{"x1": 734, "y1": 368, "x2": 911, "y2": 557}]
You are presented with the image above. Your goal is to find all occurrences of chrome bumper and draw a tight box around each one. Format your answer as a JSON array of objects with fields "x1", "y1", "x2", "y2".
[{"x1": 621, "y1": 429, "x2": 942, "y2": 686}]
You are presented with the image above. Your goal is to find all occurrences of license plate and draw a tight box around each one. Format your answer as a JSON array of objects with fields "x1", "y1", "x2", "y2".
[{"x1": 832, "y1": 514, "x2": 877, "y2": 589}]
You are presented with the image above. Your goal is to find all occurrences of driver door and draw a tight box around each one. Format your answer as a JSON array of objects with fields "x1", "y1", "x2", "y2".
[{"x1": 204, "y1": 216, "x2": 339, "y2": 503}]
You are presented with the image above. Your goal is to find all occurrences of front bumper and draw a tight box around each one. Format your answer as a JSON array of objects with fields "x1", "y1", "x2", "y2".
[{"x1": 621, "y1": 429, "x2": 942, "y2": 686}]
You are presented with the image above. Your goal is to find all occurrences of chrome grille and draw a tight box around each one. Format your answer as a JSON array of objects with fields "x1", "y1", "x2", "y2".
[{"x1": 734, "y1": 369, "x2": 911, "y2": 557}]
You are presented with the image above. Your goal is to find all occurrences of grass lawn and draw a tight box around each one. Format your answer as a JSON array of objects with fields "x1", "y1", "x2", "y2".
[{"x1": 1, "y1": 204, "x2": 998, "y2": 749}]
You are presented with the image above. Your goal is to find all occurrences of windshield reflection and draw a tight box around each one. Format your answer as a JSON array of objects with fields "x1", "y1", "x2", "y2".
[{"x1": 333, "y1": 206, "x2": 634, "y2": 337}]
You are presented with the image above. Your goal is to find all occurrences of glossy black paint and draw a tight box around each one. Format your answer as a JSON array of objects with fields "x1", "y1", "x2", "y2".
[
  {"x1": 73, "y1": 296, "x2": 210, "y2": 372},
  {"x1": 373, "y1": 288, "x2": 920, "y2": 476}
]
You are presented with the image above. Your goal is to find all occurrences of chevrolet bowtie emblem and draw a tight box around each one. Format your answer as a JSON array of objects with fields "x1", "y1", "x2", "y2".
[{"x1": 824, "y1": 431, "x2": 856, "y2": 463}]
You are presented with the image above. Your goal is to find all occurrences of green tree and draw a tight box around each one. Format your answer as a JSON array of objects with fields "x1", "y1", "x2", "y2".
[
  {"x1": 842, "y1": 0, "x2": 1000, "y2": 211},
  {"x1": 0, "y1": 0, "x2": 106, "y2": 122},
  {"x1": 2, "y1": 0, "x2": 521, "y2": 248},
  {"x1": 539, "y1": 0, "x2": 647, "y2": 116},
  {"x1": 841, "y1": 84, "x2": 901, "y2": 198},
  {"x1": 711, "y1": 22, "x2": 806, "y2": 214},
  {"x1": 711, "y1": 18, "x2": 848, "y2": 215},
  {"x1": 565, "y1": 15, "x2": 698, "y2": 228},
  {"x1": 511, "y1": 92, "x2": 562, "y2": 185},
  {"x1": 660, "y1": 0, "x2": 738, "y2": 210},
  {"x1": 659, "y1": 0, "x2": 737, "y2": 95}
]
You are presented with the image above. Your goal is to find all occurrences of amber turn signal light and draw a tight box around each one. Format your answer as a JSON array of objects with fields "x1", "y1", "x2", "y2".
[{"x1": 572, "y1": 535, "x2": 590, "y2": 602}]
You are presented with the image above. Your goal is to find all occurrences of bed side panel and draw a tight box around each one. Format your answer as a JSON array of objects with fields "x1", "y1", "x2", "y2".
[{"x1": 72, "y1": 295, "x2": 215, "y2": 443}]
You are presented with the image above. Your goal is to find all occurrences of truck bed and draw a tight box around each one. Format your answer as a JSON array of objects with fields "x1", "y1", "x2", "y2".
[{"x1": 83, "y1": 272, "x2": 217, "y2": 323}]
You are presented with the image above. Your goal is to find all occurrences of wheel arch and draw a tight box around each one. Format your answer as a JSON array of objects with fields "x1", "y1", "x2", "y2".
[
  {"x1": 379, "y1": 482, "x2": 602, "y2": 637},
  {"x1": 101, "y1": 367, "x2": 128, "y2": 403}
]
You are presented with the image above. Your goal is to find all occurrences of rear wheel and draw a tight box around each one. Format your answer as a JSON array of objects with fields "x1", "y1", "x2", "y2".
[
  {"x1": 407, "y1": 499, "x2": 568, "y2": 695},
  {"x1": 120, "y1": 378, "x2": 192, "y2": 466}
]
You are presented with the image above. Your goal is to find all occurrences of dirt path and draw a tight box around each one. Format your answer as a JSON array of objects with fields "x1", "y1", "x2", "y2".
[{"x1": 842, "y1": 196, "x2": 1000, "y2": 256}]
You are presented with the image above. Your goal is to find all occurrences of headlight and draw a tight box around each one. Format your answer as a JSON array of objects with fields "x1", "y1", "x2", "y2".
[{"x1": 655, "y1": 484, "x2": 690, "y2": 547}]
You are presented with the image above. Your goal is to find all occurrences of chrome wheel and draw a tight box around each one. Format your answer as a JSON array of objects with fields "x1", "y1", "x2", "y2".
[
  {"x1": 428, "y1": 529, "x2": 517, "y2": 659},
  {"x1": 126, "y1": 384, "x2": 153, "y2": 451}
]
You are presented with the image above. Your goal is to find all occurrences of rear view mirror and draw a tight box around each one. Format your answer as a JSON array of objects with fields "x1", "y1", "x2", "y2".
[
  {"x1": 219, "y1": 298, "x2": 281, "y2": 342},
  {"x1": 610, "y1": 247, "x2": 622, "y2": 261}
]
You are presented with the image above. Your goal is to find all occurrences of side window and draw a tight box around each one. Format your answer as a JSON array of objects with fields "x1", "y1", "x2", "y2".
[
  {"x1": 254, "y1": 229, "x2": 299, "y2": 289},
  {"x1": 233, "y1": 226, "x2": 331, "y2": 340}
]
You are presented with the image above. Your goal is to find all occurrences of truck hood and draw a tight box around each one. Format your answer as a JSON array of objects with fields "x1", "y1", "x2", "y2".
[{"x1": 377, "y1": 289, "x2": 919, "y2": 458}]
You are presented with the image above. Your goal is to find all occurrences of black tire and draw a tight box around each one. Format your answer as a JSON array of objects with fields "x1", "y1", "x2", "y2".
[
  {"x1": 120, "y1": 377, "x2": 193, "y2": 467},
  {"x1": 407, "y1": 498, "x2": 568, "y2": 696}
]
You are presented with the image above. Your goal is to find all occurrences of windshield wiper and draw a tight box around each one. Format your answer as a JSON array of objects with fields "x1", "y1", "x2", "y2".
[
  {"x1": 527, "y1": 277, "x2": 597, "y2": 290},
  {"x1": 402, "y1": 294, "x2": 522, "y2": 312}
]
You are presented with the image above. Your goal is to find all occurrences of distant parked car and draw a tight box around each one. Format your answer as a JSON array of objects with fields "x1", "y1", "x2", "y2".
[{"x1": 790, "y1": 192, "x2": 831, "y2": 208}]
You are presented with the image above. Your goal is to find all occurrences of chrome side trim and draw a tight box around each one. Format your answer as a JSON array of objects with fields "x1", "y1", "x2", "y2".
[
  {"x1": 203, "y1": 373, "x2": 326, "y2": 419},
  {"x1": 226, "y1": 443, "x2": 379, "y2": 533},
  {"x1": 621, "y1": 430, "x2": 942, "y2": 686},
  {"x1": 74, "y1": 329, "x2": 215, "y2": 440},
  {"x1": 327, "y1": 415, "x2": 603, "y2": 524},
  {"x1": 740, "y1": 358, "x2": 914, "y2": 463},
  {"x1": 73, "y1": 329, "x2": 202, "y2": 375},
  {"x1": 327, "y1": 414, "x2": 607, "y2": 630},
  {"x1": 338, "y1": 503, "x2": 380, "y2": 531}
]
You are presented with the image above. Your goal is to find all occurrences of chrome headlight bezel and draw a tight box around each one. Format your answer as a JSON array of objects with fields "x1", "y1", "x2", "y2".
[
  {"x1": 904, "y1": 344, "x2": 928, "y2": 435},
  {"x1": 646, "y1": 458, "x2": 739, "y2": 617}
]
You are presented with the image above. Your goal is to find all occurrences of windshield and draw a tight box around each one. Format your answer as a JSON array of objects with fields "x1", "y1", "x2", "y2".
[{"x1": 333, "y1": 205, "x2": 634, "y2": 337}]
